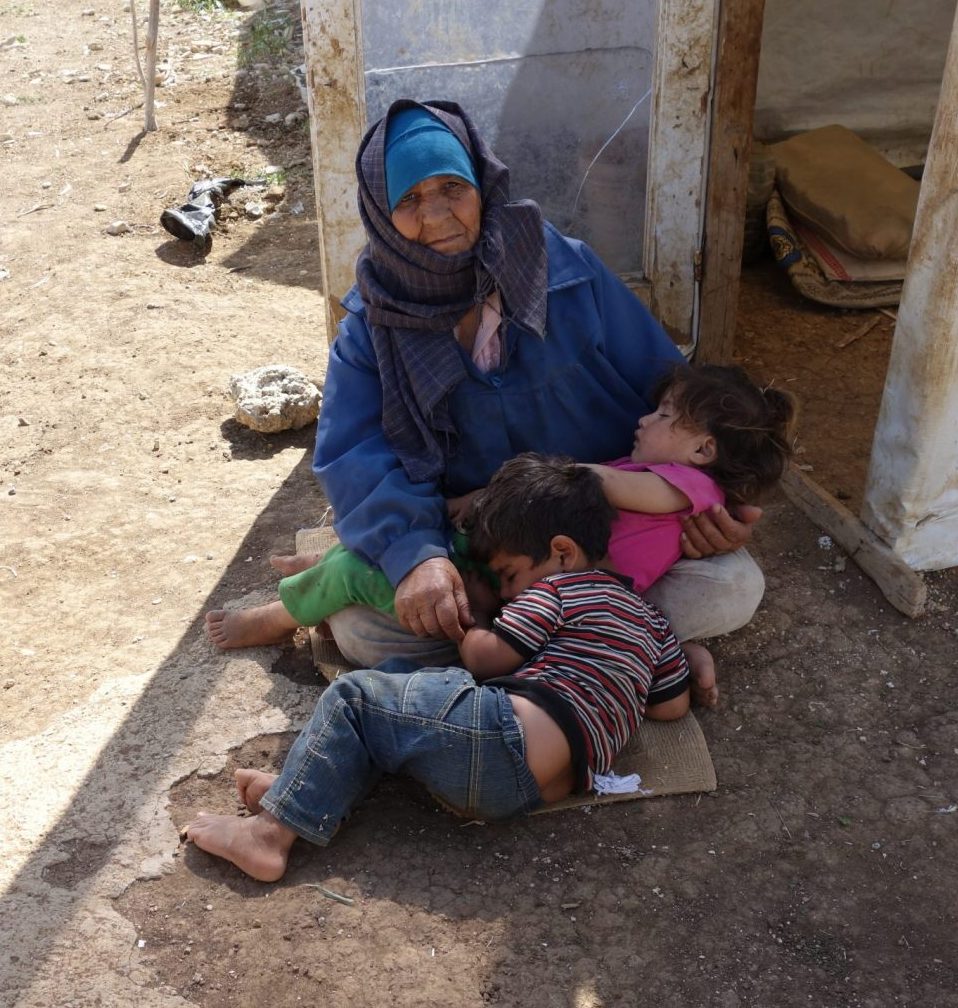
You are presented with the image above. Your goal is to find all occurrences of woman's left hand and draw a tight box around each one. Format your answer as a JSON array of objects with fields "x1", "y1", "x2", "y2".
[
  {"x1": 680, "y1": 504, "x2": 762, "y2": 558},
  {"x1": 394, "y1": 556, "x2": 474, "y2": 641}
]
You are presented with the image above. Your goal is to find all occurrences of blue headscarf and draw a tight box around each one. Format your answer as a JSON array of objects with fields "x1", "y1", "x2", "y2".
[
  {"x1": 384, "y1": 107, "x2": 479, "y2": 211},
  {"x1": 354, "y1": 99, "x2": 548, "y2": 485}
]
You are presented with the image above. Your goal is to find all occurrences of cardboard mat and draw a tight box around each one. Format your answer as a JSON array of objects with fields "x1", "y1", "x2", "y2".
[{"x1": 296, "y1": 526, "x2": 717, "y2": 810}]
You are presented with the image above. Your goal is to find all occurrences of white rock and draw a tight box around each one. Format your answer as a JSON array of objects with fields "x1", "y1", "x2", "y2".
[
  {"x1": 228, "y1": 365, "x2": 321, "y2": 433},
  {"x1": 105, "y1": 220, "x2": 131, "y2": 235},
  {"x1": 263, "y1": 113, "x2": 282, "y2": 125},
  {"x1": 2, "y1": 94, "x2": 18, "y2": 106},
  {"x1": 244, "y1": 201, "x2": 264, "y2": 219}
]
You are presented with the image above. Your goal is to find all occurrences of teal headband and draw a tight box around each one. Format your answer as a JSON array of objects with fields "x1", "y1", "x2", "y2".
[{"x1": 384, "y1": 106, "x2": 479, "y2": 212}]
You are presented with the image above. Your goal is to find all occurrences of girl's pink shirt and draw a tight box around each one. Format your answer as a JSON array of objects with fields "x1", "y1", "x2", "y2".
[{"x1": 605, "y1": 459, "x2": 725, "y2": 592}]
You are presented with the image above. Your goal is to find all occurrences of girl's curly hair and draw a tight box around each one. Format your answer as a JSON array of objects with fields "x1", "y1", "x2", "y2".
[{"x1": 655, "y1": 364, "x2": 797, "y2": 505}]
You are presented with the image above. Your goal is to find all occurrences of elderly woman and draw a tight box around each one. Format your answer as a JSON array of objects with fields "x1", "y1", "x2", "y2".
[{"x1": 277, "y1": 99, "x2": 762, "y2": 667}]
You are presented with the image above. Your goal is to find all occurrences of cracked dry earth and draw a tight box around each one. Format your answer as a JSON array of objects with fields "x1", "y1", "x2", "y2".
[{"x1": 3, "y1": 1, "x2": 958, "y2": 1006}]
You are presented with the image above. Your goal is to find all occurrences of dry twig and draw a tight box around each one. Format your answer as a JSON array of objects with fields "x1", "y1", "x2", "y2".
[{"x1": 836, "y1": 316, "x2": 881, "y2": 349}]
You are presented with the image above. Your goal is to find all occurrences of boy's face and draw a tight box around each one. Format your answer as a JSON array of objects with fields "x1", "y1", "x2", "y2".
[
  {"x1": 488, "y1": 549, "x2": 563, "y2": 601},
  {"x1": 630, "y1": 391, "x2": 710, "y2": 466}
]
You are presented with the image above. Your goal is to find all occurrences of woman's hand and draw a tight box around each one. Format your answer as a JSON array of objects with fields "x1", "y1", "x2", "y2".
[
  {"x1": 395, "y1": 557, "x2": 474, "y2": 642},
  {"x1": 680, "y1": 504, "x2": 763, "y2": 558}
]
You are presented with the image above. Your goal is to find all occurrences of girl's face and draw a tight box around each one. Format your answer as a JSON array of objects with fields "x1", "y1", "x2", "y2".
[
  {"x1": 390, "y1": 175, "x2": 482, "y2": 255},
  {"x1": 630, "y1": 392, "x2": 713, "y2": 466}
]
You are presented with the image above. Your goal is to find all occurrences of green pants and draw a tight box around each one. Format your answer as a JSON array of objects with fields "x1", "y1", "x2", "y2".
[{"x1": 277, "y1": 535, "x2": 492, "y2": 628}]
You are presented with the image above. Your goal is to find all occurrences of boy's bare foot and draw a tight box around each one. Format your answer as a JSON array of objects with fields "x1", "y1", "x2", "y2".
[
  {"x1": 683, "y1": 641, "x2": 719, "y2": 709},
  {"x1": 185, "y1": 810, "x2": 296, "y2": 882},
  {"x1": 205, "y1": 601, "x2": 299, "y2": 650},
  {"x1": 269, "y1": 552, "x2": 321, "y2": 577},
  {"x1": 236, "y1": 768, "x2": 277, "y2": 815}
]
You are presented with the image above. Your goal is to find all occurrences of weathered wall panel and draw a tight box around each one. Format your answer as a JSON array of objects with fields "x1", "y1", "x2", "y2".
[
  {"x1": 362, "y1": 0, "x2": 657, "y2": 274},
  {"x1": 755, "y1": 0, "x2": 954, "y2": 163}
]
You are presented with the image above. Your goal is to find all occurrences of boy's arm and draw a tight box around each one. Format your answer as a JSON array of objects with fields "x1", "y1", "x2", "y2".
[
  {"x1": 458, "y1": 571, "x2": 526, "y2": 680},
  {"x1": 457, "y1": 572, "x2": 524, "y2": 681},
  {"x1": 645, "y1": 690, "x2": 690, "y2": 721},
  {"x1": 459, "y1": 624, "x2": 525, "y2": 681},
  {"x1": 581, "y1": 464, "x2": 691, "y2": 514}
]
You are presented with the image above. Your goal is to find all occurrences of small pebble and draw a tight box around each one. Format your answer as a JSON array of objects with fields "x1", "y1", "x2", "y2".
[
  {"x1": 105, "y1": 220, "x2": 131, "y2": 235},
  {"x1": 93, "y1": 203, "x2": 107, "y2": 212}
]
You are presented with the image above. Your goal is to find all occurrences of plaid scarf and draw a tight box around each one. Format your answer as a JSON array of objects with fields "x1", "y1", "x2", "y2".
[{"x1": 354, "y1": 99, "x2": 548, "y2": 484}]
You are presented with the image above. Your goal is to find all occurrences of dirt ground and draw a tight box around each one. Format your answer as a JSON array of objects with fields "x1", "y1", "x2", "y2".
[{"x1": 2, "y1": 2, "x2": 957, "y2": 1006}]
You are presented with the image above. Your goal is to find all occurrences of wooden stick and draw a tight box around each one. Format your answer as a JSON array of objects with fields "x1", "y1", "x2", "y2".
[
  {"x1": 878, "y1": 307, "x2": 898, "y2": 322},
  {"x1": 16, "y1": 202, "x2": 54, "y2": 217},
  {"x1": 836, "y1": 316, "x2": 881, "y2": 349},
  {"x1": 780, "y1": 464, "x2": 926, "y2": 618}
]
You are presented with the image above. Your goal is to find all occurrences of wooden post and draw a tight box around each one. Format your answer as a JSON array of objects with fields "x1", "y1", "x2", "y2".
[
  {"x1": 782, "y1": 466, "x2": 927, "y2": 618},
  {"x1": 644, "y1": 0, "x2": 716, "y2": 345},
  {"x1": 860, "y1": 4, "x2": 958, "y2": 571},
  {"x1": 695, "y1": 0, "x2": 766, "y2": 363},
  {"x1": 300, "y1": 0, "x2": 367, "y2": 343},
  {"x1": 143, "y1": 0, "x2": 159, "y2": 132}
]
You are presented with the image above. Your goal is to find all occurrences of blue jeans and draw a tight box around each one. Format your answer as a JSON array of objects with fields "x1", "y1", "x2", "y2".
[{"x1": 259, "y1": 667, "x2": 542, "y2": 846}]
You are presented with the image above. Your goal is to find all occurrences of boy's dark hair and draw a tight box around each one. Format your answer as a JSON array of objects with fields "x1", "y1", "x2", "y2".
[
  {"x1": 469, "y1": 453, "x2": 616, "y2": 564},
  {"x1": 655, "y1": 364, "x2": 797, "y2": 504}
]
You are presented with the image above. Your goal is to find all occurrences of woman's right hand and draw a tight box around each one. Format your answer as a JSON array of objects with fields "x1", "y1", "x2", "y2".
[{"x1": 395, "y1": 557, "x2": 474, "y2": 642}]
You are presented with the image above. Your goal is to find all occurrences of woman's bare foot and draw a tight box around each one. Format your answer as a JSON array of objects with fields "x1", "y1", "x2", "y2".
[
  {"x1": 185, "y1": 810, "x2": 297, "y2": 882},
  {"x1": 269, "y1": 552, "x2": 321, "y2": 577},
  {"x1": 683, "y1": 642, "x2": 719, "y2": 709},
  {"x1": 205, "y1": 600, "x2": 299, "y2": 649},
  {"x1": 236, "y1": 768, "x2": 278, "y2": 814}
]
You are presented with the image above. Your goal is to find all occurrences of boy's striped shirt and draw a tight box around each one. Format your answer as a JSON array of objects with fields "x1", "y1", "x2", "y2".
[{"x1": 492, "y1": 569, "x2": 689, "y2": 785}]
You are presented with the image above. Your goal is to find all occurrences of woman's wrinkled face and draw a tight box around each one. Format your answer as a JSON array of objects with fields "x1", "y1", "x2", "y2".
[{"x1": 390, "y1": 175, "x2": 481, "y2": 255}]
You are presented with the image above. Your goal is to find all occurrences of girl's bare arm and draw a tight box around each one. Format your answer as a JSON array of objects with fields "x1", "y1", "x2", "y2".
[{"x1": 581, "y1": 464, "x2": 691, "y2": 514}]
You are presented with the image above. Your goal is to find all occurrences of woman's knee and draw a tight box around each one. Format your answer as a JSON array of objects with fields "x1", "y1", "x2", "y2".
[
  {"x1": 644, "y1": 550, "x2": 765, "y2": 641},
  {"x1": 327, "y1": 606, "x2": 461, "y2": 668}
]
